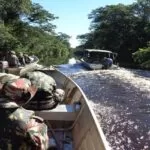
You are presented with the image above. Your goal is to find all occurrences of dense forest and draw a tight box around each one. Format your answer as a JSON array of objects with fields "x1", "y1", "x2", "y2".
[
  {"x1": 0, "y1": 0, "x2": 150, "y2": 69},
  {"x1": 75, "y1": 0, "x2": 150, "y2": 69},
  {"x1": 0, "y1": 0, "x2": 72, "y2": 65}
]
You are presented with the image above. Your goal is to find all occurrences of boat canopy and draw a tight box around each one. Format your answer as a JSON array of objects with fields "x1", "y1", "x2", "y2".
[
  {"x1": 85, "y1": 49, "x2": 113, "y2": 53},
  {"x1": 82, "y1": 49, "x2": 118, "y2": 64},
  {"x1": 84, "y1": 49, "x2": 117, "y2": 58}
]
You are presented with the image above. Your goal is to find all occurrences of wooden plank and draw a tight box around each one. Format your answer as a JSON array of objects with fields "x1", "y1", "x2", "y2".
[{"x1": 36, "y1": 105, "x2": 77, "y2": 121}]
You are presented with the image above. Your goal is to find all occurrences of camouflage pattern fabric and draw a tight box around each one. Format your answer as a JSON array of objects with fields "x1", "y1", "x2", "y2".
[
  {"x1": 0, "y1": 106, "x2": 49, "y2": 150},
  {"x1": 0, "y1": 73, "x2": 49, "y2": 150},
  {"x1": 0, "y1": 73, "x2": 19, "y2": 84},
  {"x1": 1, "y1": 78, "x2": 37, "y2": 108},
  {"x1": 21, "y1": 71, "x2": 56, "y2": 93},
  {"x1": 21, "y1": 71, "x2": 65, "y2": 110},
  {"x1": 8, "y1": 54, "x2": 20, "y2": 67},
  {"x1": 18, "y1": 52, "x2": 26, "y2": 66}
]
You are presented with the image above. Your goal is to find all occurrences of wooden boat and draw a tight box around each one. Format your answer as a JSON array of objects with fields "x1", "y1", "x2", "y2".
[
  {"x1": 6, "y1": 65, "x2": 111, "y2": 150},
  {"x1": 81, "y1": 49, "x2": 118, "y2": 70}
]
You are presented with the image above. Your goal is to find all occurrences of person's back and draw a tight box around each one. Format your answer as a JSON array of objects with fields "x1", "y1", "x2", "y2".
[
  {"x1": 0, "y1": 106, "x2": 48, "y2": 150},
  {"x1": 107, "y1": 57, "x2": 113, "y2": 67},
  {"x1": 21, "y1": 71, "x2": 65, "y2": 110},
  {"x1": 0, "y1": 76, "x2": 49, "y2": 149},
  {"x1": 102, "y1": 57, "x2": 113, "y2": 69},
  {"x1": 8, "y1": 51, "x2": 20, "y2": 67},
  {"x1": 18, "y1": 52, "x2": 26, "y2": 66},
  {"x1": 24, "y1": 54, "x2": 31, "y2": 64}
]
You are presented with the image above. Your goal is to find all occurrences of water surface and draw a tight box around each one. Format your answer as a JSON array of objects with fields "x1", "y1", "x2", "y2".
[{"x1": 57, "y1": 64, "x2": 150, "y2": 150}]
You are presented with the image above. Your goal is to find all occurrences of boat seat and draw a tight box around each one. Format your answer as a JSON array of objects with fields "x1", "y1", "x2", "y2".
[{"x1": 35, "y1": 104, "x2": 80, "y2": 121}]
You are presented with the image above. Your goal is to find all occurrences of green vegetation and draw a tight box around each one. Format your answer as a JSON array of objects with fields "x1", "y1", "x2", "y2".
[
  {"x1": 76, "y1": 0, "x2": 150, "y2": 69},
  {"x1": 0, "y1": 0, "x2": 71, "y2": 65},
  {"x1": 0, "y1": 0, "x2": 150, "y2": 69},
  {"x1": 132, "y1": 42, "x2": 150, "y2": 69}
]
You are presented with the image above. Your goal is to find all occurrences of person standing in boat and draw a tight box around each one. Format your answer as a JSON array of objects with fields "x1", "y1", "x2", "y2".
[{"x1": 0, "y1": 75, "x2": 49, "y2": 150}]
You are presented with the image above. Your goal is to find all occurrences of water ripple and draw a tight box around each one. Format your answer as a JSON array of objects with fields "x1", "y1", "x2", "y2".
[{"x1": 71, "y1": 68, "x2": 150, "y2": 150}]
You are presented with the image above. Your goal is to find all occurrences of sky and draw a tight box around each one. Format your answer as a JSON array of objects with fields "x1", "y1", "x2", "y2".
[{"x1": 32, "y1": 0, "x2": 136, "y2": 48}]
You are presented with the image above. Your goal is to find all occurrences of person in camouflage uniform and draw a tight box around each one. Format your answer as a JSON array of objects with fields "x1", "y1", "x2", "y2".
[
  {"x1": 24, "y1": 54, "x2": 31, "y2": 64},
  {"x1": 7, "y1": 51, "x2": 20, "y2": 67},
  {"x1": 21, "y1": 71, "x2": 65, "y2": 110},
  {"x1": 0, "y1": 74, "x2": 49, "y2": 150},
  {"x1": 18, "y1": 52, "x2": 26, "y2": 66}
]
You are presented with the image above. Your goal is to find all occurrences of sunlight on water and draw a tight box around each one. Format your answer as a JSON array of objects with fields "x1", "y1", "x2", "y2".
[
  {"x1": 68, "y1": 58, "x2": 76, "y2": 65},
  {"x1": 70, "y1": 67, "x2": 150, "y2": 150},
  {"x1": 56, "y1": 62, "x2": 87, "y2": 76}
]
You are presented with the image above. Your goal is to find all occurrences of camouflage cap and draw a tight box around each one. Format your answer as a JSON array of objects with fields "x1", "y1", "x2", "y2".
[
  {"x1": 21, "y1": 71, "x2": 65, "y2": 110},
  {"x1": 1, "y1": 78, "x2": 37, "y2": 107},
  {"x1": 0, "y1": 73, "x2": 19, "y2": 84}
]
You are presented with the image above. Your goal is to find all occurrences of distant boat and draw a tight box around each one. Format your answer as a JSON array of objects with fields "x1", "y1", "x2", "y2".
[
  {"x1": 6, "y1": 65, "x2": 111, "y2": 150},
  {"x1": 81, "y1": 49, "x2": 118, "y2": 70}
]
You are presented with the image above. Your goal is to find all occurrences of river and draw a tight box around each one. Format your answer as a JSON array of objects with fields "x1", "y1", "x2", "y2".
[{"x1": 57, "y1": 62, "x2": 150, "y2": 150}]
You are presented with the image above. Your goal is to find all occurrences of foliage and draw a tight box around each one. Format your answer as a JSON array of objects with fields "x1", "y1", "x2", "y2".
[
  {"x1": 76, "y1": 0, "x2": 150, "y2": 67},
  {"x1": 0, "y1": 24, "x2": 19, "y2": 51},
  {"x1": 0, "y1": 0, "x2": 71, "y2": 65},
  {"x1": 132, "y1": 46, "x2": 150, "y2": 69}
]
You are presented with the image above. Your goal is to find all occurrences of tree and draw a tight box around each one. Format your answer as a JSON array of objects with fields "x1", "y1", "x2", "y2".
[
  {"x1": 27, "y1": 3, "x2": 58, "y2": 32},
  {"x1": 0, "y1": 0, "x2": 71, "y2": 65},
  {"x1": 77, "y1": 1, "x2": 150, "y2": 64}
]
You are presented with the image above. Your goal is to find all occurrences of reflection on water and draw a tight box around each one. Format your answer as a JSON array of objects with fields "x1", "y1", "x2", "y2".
[
  {"x1": 56, "y1": 62, "x2": 87, "y2": 75},
  {"x1": 68, "y1": 57, "x2": 77, "y2": 65},
  {"x1": 57, "y1": 64, "x2": 150, "y2": 150}
]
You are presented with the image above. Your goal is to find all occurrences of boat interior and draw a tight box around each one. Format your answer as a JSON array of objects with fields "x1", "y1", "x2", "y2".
[{"x1": 5, "y1": 67, "x2": 110, "y2": 150}]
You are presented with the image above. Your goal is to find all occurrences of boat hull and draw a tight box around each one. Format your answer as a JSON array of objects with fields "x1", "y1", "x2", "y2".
[
  {"x1": 81, "y1": 60, "x2": 117, "y2": 70},
  {"x1": 39, "y1": 68, "x2": 111, "y2": 150},
  {"x1": 5, "y1": 66, "x2": 111, "y2": 150}
]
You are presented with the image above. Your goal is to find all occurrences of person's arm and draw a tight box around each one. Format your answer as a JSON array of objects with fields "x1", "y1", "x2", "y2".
[{"x1": 26, "y1": 116, "x2": 49, "y2": 150}]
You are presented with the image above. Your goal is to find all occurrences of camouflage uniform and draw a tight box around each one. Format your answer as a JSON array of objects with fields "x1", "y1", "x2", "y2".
[
  {"x1": 0, "y1": 77, "x2": 49, "y2": 150},
  {"x1": 18, "y1": 52, "x2": 26, "y2": 66},
  {"x1": 8, "y1": 51, "x2": 20, "y2": 67},
  {"x1": 24, "y1": 54, "x2": 31, "y2": 64},
  {"x1": 21, "y1": 71, "x2": 65, "y2": 110}
]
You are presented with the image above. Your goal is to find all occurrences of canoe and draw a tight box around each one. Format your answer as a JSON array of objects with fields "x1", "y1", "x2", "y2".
[{"x1": 6, "y1": 66, "x2": 111, "y2": 150}]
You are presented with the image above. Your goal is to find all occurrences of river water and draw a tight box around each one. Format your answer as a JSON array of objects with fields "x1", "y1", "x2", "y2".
[{"x1": 57, "y1": 62, "x2": 150, "y2": 150}]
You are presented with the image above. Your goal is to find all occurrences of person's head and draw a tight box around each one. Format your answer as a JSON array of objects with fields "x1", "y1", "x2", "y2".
[
  {"x1": 18, "y1": 52, "x2": 23, "y2": 57},
  {"x1": 24, "y1": 54, "x2": 28, "y2": 57},
  {"x1": 10, "y1": 51, "x2": 16, "y2": 55}
]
